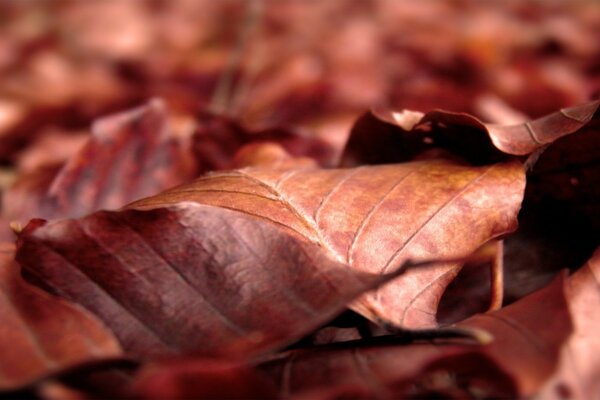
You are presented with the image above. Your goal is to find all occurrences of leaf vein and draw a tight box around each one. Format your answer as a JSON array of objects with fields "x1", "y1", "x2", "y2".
[
  {"x1": 382, "y1": 164, "x2": 496, "y2": 272},
  {"x1": 116, "y1": 218, "x2": 249, "y2": 337},
  {"x1": 30, "y1": 238, "x2": 175, "y2": 351},
  {"x1": 347, "y1": 167, "x2": 420, "y2": 265},
  {"x1": 525, "y1": 122, "x2": 543, "y2": 145},
  {"x1": 398, "y1": 268, "x2": 456, "y2": 325}
]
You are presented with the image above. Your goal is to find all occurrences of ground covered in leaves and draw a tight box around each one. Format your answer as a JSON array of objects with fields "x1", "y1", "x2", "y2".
[{"x1": 0, "y1": 1, "x2": 599, "y2": 399}]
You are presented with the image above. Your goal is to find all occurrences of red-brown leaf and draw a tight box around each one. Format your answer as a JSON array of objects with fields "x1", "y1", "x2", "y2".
[
  {"x1": 15, "y1": 204, "x2": 413, "y2": 359},
  {"x1": 129, "y1": 159, "x2": 525, "y2": 328},
  {"x1": 193, "y1": 111, "x2": 336, "y2": 172},
  {"x1": 538, "y1": 248, "x2": 600, "y2": 399},
  {"x1": 0, "y1": 243, "x2": 121, "y2": 391},
  {"x1": 130, "y1": 358, "x2": 277, "y2": 400},
  {"x1": 341, "y1": 100, "x2": 600, "y2": 166},
  {"x1": 3, "y1": 99, "x2": 195, "y2": 225},
  {"x1": 259, "y1": 272, "x2": 572, "y2": 398},
  {"x1": 502, "y1": 111, "x2": 599, "y2": 303}
]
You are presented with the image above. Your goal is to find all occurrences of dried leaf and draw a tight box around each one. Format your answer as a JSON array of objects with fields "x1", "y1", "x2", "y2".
[
  {"x1": 232, "y1": 142, "x2": 318, "y2": 170},
  {"x1": 341, "y1": 100, "x2": 600, "y2": 166},
  {"x1": 538, "y1": 248, "x2": 600, "y2": 399},
  {"x1": 3, "y1": 99, "x2": 195, "y2": 225},
  {"x1": 130, "y1": 358, "x2": 277, "y2": 400},
  {"x1": 15, "y1": 204, "x2": 415, "y2": 359},
  {"x1": 193, "y1": 111, "x2": 336, "y2": 172},
  {"x1": 0, "y1": 243, "x2": 121, "y2": 391},
  {"x1": 502, "y1": 112, "x2": 599, "y2": 303},
  {"x1": 259, "y1": 272, "x2": 572, "y2": 398},
  {"x1": 523, "y1": 114, "x2": 600, "y2": 230},
  {"x1": 129, "y1": 159, "x2": 525, "y2": 327}
]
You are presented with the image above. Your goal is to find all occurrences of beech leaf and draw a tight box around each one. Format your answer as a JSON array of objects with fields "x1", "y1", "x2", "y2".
[
  {"x1": 193, "y1": 111, "x2": 336, "y2": 172},
  {"x1": 538, "y1": 247, "x2": 600, "y2": 399},
  {"x1": 0, "y1": 244, "x2": 121, "y2": 391},
  {"x1": 130, "y1": 358, "x2": 277, "y2": 400},
  {"x1": 259, "y1": 271, "x2": 572, "y2": 398},
  {"x1": 15, "y1": 204, "x2": 419, "y2": 359},
  {"x1": 128, "y1": 159, "x2": 525, "y2": 328},
  {"x1": 3, "y1": 99, "x2": 195, "y2": 225},
  {"x1": 341, "y1": 99, "x2": 600, "y2": 166}
]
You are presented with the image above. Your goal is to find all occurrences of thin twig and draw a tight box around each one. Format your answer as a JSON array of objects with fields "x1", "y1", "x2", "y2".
[
  {"x1": 210, "y1": 0, "x2": 263, "y2": 115},
  {"x1": 488, "y1": 240, "x2": 504, "y2": 311}
]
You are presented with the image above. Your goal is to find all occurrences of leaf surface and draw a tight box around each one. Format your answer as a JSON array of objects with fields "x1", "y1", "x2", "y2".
[
  {"x1": 3, "y1": 99, "x2": 195, "y2": 225},
  {"x1": 259, "y1": 271, "x2": 572, "y2": 398},
  {"x1": 538, "y1": 248, "x2": 600, "y2": 399},
  {"x1": 16, "y1": 204, "x2": 410, "y2": 358},
  {"x1": 129, "y1": 159, "x2": 525, "y2": 327},
  {"x1": 0, "y1": 244, "x2": 121, "y2": 391},
  {"x1": 130, "y1": 358, "x2": 277, "y2": 400}
]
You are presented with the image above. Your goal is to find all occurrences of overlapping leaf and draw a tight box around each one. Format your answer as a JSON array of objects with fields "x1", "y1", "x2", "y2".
[
  {"x1": 341, "y1": 99, "x2": 600, "y2": 306},
  {"x1": 0, "y1": 243, "x2": 121, "y2": 390},
  {"x1": 3, "y1": 99, "x2": 195, "y2": 226},
  {"x1": 193, "y1": 112, "x2": 336, "y2": 171},
  {"x1": 16, "y1": 204, "x2": 421, "y2": 359},
  {"x1": 538, "y1": 248, "x2": 600, "y2": 399},
  {"x1": 341, "y1": 100, "x2": 600, "y2": 166},
  {"x1": 130, "y1": 358, "x2": 277, "y2": 400},
  {"x1": 257, "y1": 271, "x2": 572, "y2": 398},
  {"x1": 128, "y1": 159, "x2": 525, "y2": 328}
]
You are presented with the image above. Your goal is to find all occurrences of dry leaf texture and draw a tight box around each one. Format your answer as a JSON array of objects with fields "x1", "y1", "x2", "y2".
[
  {"x1": 0, "y1": 244, "x2": 121, "y2": 390},
  {"x1": 129, "y1": 159, "x2": 526, "y2": 327},
  {"x1": 259, "y1": 271, "x2": 572, "y2": 398},
  {"x1": 3, "y1": 99, "x2": 194, "y2": 225},
  {"x1": 16, "y1": 204, "x2": 413, "y2": 359}
]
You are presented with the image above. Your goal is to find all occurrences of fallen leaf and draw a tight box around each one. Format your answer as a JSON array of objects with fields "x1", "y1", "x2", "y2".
[
  {"x1": 258, "y1": 271, "x2": 572, "y2": 398},
  {"x1": 193, "y1": 111, "x2": 336, "y2": 172},
  {"x1": 502, "y1": 110, "x2": 599, "y2": 303},
  {"x1": 3, "y1": 99, "x2": 195, "y2": 225},
  {"x1": 130, "y1": 358, "x2": 277, "y2": 400},
  {"x1": 341, "y1": 99, "x2": 600, "y2": 166},
  {"x1": 15, "y1": 128, "x2": 88, "y2": 174},
  {"x1": 231, "y1": 142, "x2": 318, "y2": 170},
  {"x1": 0, "y1": 2, "x2": 597, "y2": 397},
  {"x1": 0, "y1": 243, "x2": 121, "y2": 391},
  {"x1": 340, "y1": 101, "x2": 599, "y2": 307},
  {"x1": 129, "y1": 159, "x2": 525, "y2": 328},
  {"x1": 538, "y1": 248, "x2": 600, "y2": 399},
  {"x1": 15, "y1": 204, "x2": 418, "y2": 359}
]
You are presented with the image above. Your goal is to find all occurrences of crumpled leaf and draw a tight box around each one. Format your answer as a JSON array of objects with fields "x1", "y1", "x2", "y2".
[
  {"x1": 341, "y1": 99, "x2": 600, "y2": 166},
  {"x1": 502, "y1": 105, "x2": 600, "y2": 303},
  {"x1": 15, "y1": 204, "x2": 418, "y2": 359},
  {"x1": 525, "y1": 117, "x2": 600, "y2": 227},
  {"x1": 129, "y1": 159, "x2": 525, "y2": 328},
  {"x1": 3, "y1": 98, "x2": 195, "y2": 226},
  {"x1": 339, "y1": 100, "x2": 599, "y2": 306},
  {"x1": 538, "y1": 248, "x2": 600, "y2": 399},
  {"x1": 0, "y1": 243, "x2": 121, "y2": 391},
  {"x1": 258, "y1": 272, "x2": 572, "y2": 398}
]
